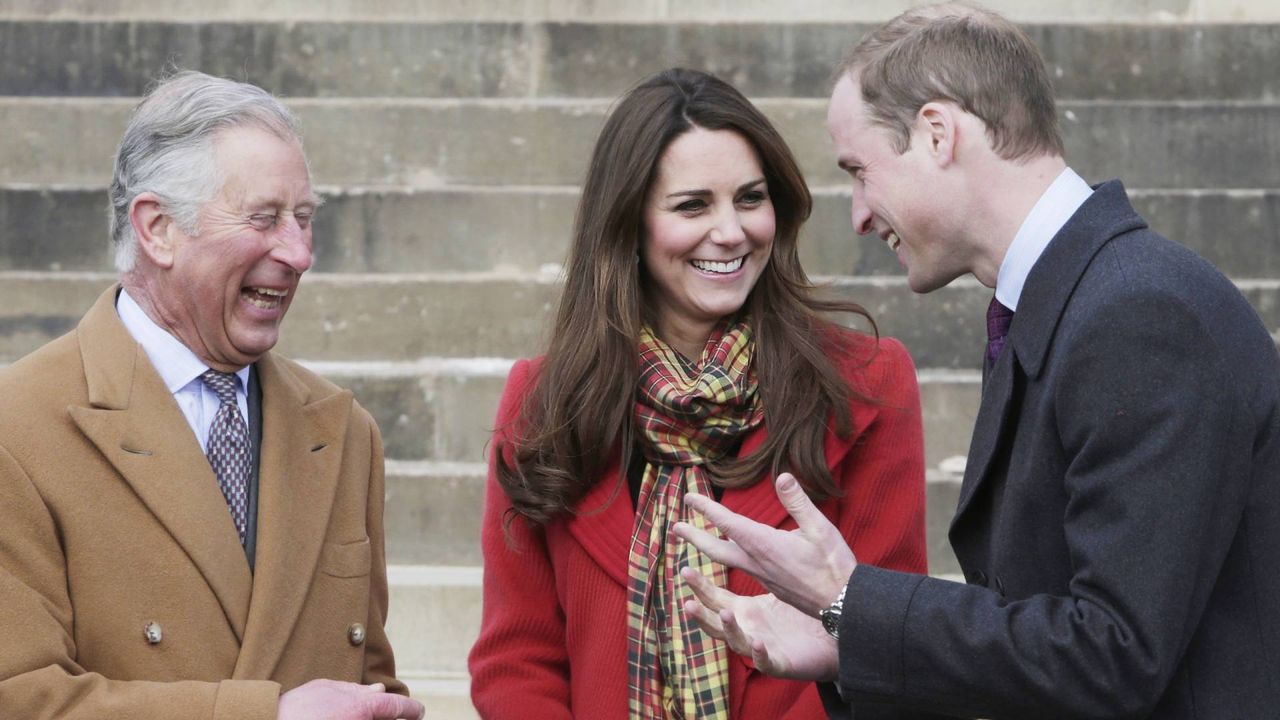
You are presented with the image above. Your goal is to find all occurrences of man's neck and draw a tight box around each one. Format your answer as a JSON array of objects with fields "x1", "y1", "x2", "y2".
[{"x1": 964, "y1": 154, "x2": 1068, "y2": 288}]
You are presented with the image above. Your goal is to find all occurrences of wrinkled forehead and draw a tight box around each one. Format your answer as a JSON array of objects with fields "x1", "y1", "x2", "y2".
[{"x1": 209, "y1": 126, "x2": 320, "y2": 207}]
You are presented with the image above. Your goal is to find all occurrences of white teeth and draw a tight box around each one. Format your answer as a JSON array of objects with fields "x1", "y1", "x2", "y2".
[
  {"x1": 886, "y1": 232, "x2": 901, "y2": 252},
  {"x1": 691, "y1": 257, "x2": 745, "y2": 274},
  {"x1": 244, "y1": 287, "x2": 287, "y2": 309},
  {"x1": 244, "y1": 295, "x2": 279, "y2": 309}
]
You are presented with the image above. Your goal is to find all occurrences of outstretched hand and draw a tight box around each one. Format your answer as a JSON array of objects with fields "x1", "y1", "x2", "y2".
[
  {"x1": 681, "y1": 566, "x2": 839, "y2": 681},
  {"x1": 673, "y1": 472, "x2": 856, "y2": 616}
]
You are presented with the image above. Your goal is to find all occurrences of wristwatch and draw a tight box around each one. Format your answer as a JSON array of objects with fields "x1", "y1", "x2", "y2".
[{"x1": 819, "y1": 583, "x2": 847, "y2": 639}]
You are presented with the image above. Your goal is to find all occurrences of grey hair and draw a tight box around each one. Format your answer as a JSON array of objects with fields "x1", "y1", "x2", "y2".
[{"x1": 108, "y1": 70, "x2": 305, "y2": 272}]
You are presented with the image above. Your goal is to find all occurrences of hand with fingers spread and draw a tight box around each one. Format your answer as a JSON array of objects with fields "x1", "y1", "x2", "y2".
[
  {"x1": 673, "y1": 472, "x2": 857, "y2": 616},
  {"x1": 680, "y1": 566, "x2": 840, "y2": 682},
  {"x1": 277, "y1": 679, "x2": 426, "y2": 720}
]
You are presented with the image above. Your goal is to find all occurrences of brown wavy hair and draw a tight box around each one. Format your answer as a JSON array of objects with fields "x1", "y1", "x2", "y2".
[{"x1": 497, "y1": 68, "x2": 878, "y2": 524}]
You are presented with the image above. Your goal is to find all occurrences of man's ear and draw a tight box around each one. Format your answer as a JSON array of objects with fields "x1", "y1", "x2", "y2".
[
  {"x1": 916, "y1": 101, "x2": 958, "y2": 168},
  {"x1": 129, "y1": 192, "x2": 177, "y2": 269}
]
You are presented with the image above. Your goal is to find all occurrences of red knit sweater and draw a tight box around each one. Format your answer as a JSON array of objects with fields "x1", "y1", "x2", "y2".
[{"x1": 468, "y1": 334, "x2": 929, "y2": 719}]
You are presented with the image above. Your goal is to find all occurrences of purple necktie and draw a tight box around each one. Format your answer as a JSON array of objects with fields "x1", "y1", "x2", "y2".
[
  {"x1": 201, "y1": 370, "x2": 250, "y2": 546},
  {"x1": 986, "y1": 297, "x2": 1014, "y2": 367}
]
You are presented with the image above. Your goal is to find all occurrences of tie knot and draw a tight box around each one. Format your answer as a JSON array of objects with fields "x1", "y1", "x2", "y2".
[
  {"x1": 200, "y1": 370, "x2": 240, "y2": 405},
  {"x1": 986, "y1": 297, "x2": 1014, "y2": 342}
]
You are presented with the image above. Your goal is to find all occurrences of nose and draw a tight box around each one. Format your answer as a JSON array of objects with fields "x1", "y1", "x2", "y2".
[
  {"x1": 709, "y1": 208, "x2": 747, "y2": 247},
  {"x1": 850, "y1": 185, "x2": 874, "y2": 236},
  {"x1": 271, "y1": 215, "x2": 314, "y2": 274}
]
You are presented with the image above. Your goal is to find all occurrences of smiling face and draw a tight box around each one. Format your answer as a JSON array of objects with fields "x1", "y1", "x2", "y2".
[
  {"x1": 152, "y1": 124, "x2": 318, "y2": 371},
  {"x1": 827, "y1": 74, "x2": 968, "y2": 294},
  {"x1": 640, "y1": 127, "x2": 776, "y2": 357}
]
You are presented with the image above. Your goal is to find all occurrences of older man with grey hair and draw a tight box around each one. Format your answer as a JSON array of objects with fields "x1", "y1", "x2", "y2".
[{"x1": 0, "y1": 70, "x2": 423, "y2": 720}]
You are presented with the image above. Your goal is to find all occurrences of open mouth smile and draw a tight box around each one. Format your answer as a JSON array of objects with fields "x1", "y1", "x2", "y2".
[
  {"x1": 243, "y1": 286, "x2": 289, "y2": 310},
  {"x1": 690, "y1": 257, "x2": 745, "y2": 274}
]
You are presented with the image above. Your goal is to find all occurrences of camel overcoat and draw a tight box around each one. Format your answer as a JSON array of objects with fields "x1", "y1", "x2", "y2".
[{"x1": 0, "y1": 286, "x2": 403, "y2": 719}]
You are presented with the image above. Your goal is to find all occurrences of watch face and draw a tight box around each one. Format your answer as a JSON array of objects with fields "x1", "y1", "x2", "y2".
[{"x1": 821, "y1": 610, "x2": 840, "y2": 635}]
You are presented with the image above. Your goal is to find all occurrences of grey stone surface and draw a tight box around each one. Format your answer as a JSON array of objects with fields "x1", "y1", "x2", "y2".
[
  {"x1": 310, "y1": 189, "x2": 579, "y2": 275},
  {"x1": 6, "y1": 274, "x2": 1278, "y2": 368},
  {"x1": 385, "y1": 578, "x2": 479, "y2": 675},
  {"x1": 927, "y1": 474, "x2": 963, "y2": 576},
  {"x1": 268, "y1": 275, "x2": 561, "y2": 361},
  {"x1": 920, "y1": 377, "x2": 981, "y2": 476},
  {"x1": 397, "y1": 677, "x2": 477, "y2": 720},
  {"x1": 0, "y1": 21, "x2": 533, "y2": 97},
  {"x1": 539, "y1": 22, "x2": 1280, "y2": 100},
  {"x1": 4, "y1": 188, "x2": 1277, "y2": 278},
  {"x1": 327, "y1": 369, "x2": 505, "y2": 462},
  {"x1": 5, "y1": 99, "x2": 1278, "y2": 189},
  {"x1": 384, "y1": 470, "x2": 486, "y2": 565},
  {"x1": 341, "y1": 374, "x2": 438, "y2": 462},
  {"x1": 4, "y1": 0, "x2": 1278, "y2": 22},
  {"x1": 3, "y1": 21, "x2": 1278, "y2": 100}
]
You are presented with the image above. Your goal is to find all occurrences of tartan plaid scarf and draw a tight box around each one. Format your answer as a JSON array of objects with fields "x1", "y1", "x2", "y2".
[{"x1": 626, "y1": 320, "x2": 763, "y2": 719}]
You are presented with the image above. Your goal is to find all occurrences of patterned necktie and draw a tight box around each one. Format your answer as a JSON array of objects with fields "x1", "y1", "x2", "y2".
[
  {"x1": 986, "y1": 296, "x2": 1014, "y2": 367},
  {"x1": 201, "y1": 370, "x2": 250, "y2": 546}
]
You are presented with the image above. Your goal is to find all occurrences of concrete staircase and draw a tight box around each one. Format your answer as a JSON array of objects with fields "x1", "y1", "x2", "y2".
[{"x1": 1, "y1": 2, "x2": 1276, "y2": 717}]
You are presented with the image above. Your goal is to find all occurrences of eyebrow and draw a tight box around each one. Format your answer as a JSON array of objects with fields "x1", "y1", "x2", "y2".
[
  {"x1": 665, "y1": 177, "x2": 767, "y2": 199},
  {"x1": 243, "y1": 194, "x2": 325, "y2": 210}
]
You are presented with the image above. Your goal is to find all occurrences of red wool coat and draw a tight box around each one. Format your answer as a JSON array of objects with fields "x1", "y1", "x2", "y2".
[{"x1": 469, "y1": 333, "x2": 929, "y2": 719}]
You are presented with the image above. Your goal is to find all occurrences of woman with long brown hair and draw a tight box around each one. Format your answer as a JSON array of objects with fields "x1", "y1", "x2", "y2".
[{"x1": 468, "y1": 68, "x2": 927, "y2": 719}]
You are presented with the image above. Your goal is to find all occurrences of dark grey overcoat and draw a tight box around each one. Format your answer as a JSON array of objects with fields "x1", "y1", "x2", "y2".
[{"x1": 835, "y1": 181, "x2": 1280, "y2": 719}]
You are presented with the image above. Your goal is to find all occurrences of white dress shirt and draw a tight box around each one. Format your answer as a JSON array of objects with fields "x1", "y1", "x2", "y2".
[
  {"x1": 995, "y1": 167, "x2": 1094, "y2": 311},
  {"x1": 116, "y1": 288, "x2": 251, "y2": 453}
]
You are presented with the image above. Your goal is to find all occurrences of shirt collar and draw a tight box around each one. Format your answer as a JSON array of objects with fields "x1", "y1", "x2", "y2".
[
  {"x1": 995, "y1": 167, "x2": 1093, "y2": 311},
  {"x1": 116, "y1": 288, "x2": 252, "y2": 393}
]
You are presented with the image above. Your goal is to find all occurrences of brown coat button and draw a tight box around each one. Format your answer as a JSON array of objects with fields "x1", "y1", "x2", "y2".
[
  {"x1": 348, "y1": 623, "x2": 366, "y2": 646},
  {"x1": 144, "y1": 621, "x2": 163, "y2": 645}
]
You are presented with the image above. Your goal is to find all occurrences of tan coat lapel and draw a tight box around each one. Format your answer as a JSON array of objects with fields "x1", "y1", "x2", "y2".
[
  {"x1": 68, "y1": 287, "x2": 253, "y2": 641},
  {"x1": 234, "y1": 351, "x2": 352, "y2": 679}
]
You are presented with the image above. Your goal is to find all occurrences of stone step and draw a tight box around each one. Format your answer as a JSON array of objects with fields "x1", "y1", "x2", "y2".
[
  {"x1": 2, "y1": 0, "x2": 1276, "y2": 23},
  {"x1": 3, "y1": 99, "x2": 1279, "y2": 190},
  {"x1": 1, "y1": 20, "x2": 1277, "y2": 100},
  {"x1": 4, "y1": 273, "x2": 1279, "y2": 369},
  {"x1": 2, "y1": 186, "x2": 1276, "y2": 278},
  {"x1": 386, "y1": 566, "x2": 481, "y2": 677}
]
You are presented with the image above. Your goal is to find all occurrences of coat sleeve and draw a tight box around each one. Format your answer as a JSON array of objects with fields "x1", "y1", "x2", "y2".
[
  {"x1": 0, "y1": 444, "x2": 281, "y2": 720},
  {"x1": 467, "y1": 360, "x2": 574, "y2": 720},
  {"x1": 836, "y1": 284, "x2": 1259, "y2": 718},
  {"x1": 356, "y1": 408, "x2": 406, "y2": 695}
]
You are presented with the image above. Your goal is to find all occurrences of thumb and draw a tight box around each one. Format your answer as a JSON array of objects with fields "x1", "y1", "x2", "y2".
[{"x1": 774, "y1": 473, "x2": 830, "y2": 534}]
